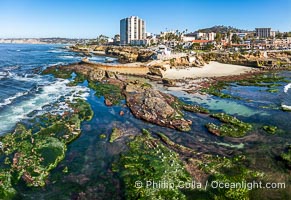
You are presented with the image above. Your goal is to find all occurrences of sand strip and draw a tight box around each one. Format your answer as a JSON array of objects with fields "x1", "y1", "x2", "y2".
[{"x1": 164, "y1": 61, "x2": 255, "y2": 79}]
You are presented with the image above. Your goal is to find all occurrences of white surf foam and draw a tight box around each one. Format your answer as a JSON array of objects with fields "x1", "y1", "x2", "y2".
[
  {"x1": 59, "y1": 55, "x2": 75, "y2": 59},
  {"x1": 3, "y1": 66, "x2": 19, "y2": 71},
  {"x1": 47, "y1": 50, "x2": 63, "y2": 53},
  {"x1": 281, "y1": 104, "x2": 291, "y2": 111},
  {"x1": 0, "y1": 79, "x2": 89, "y2": 134},
  {"x1": 284, "y1": 83, "x2": 291, "y2": 93},
  {"x1": 0, "y1": 91, "x2": 29, "y2": 108}
]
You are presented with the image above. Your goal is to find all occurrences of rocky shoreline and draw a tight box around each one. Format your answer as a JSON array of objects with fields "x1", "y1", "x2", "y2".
[
  {"x1": 1, "y1": 48, "x2": 290, "y2": 198},
  {"x1": 70, "y1": 45, "x2": 291, "y2": 69}
]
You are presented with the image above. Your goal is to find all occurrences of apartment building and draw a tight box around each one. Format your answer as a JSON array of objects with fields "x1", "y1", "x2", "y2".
[{"x1": 120, "y1": 16, "x2": 146, "y2": 45}]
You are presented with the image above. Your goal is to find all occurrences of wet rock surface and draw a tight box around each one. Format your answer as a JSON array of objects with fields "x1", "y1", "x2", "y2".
[
  {"x1": 124, "y1": 81, "x2": 192, "y2": 131},
  {"x1": 0, "y1": 99, "x2": 93, "y2": 198}
]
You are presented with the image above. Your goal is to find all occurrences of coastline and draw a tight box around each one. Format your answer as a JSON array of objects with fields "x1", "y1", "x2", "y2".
[{"x1": 0, "y1": 44, "x2": 291, "y2": 199}]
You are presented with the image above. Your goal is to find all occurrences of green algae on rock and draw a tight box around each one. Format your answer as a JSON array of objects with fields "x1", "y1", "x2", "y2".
[
  {"x1": 114, "y1": 129, "x2": 263, "y2": 199},
  {"x1": 42, "y1": 66, "x2": 72, "y2": 79},
  {"x1": 206, "y1": 113, "x2": 252, "y2": 137},
  {"x1": 203, "y1": 157, "x2": 262, "y2": 200},
  {"x1": 181, "y1": 104, "x2": 210, "y2": 114},
  {"x1": 99, "y1": 134, "x2": 107, "y2": 139},
  {"x1": 109, "y1": 128, "x2": 123, "y2": 143},
  {"x1": 113, "y1": 130, "x2": 192, "y2": 200},
  {"x1": 200, "y1": 81, "x2": 240, "y2": 100},
  {"x1": 161, "y1": 133, "x2": 263, "y2": 199},
  {"x1": 88, "y1": 81, "x2": 125, "y2": 106},
  {"x1": 67, "y1": 72, "x2": 87, "y2": 86},
  {"x1": 0, "y1": 99, "x2": 93, "y2": 199},
  {"x1": 237, "y1": 73, "x2": 288, "y2": 87},
  {"x1": 262, "y1": 125, "x2": 278, "y2": 134},
  {"x1": 281, "y1": 145, "x2": 291, "y2": 168},
  {"x1": 156, "y1": 132, "x2": 197, "y2": 155}
]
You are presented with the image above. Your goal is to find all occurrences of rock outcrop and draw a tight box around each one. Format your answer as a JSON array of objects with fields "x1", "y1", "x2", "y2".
[
  {"x1": 162, "y1": 78, "x2": 176, "y2": 86},
  {"x1": 148, "y1": 65, "x2": 166, "y2": 77},
  {"x1": 105, "y1": 46, "x2": 154, "y2": 63},
  {"x1": 124, "y1": 81, "x2": 192, "y2": 131}
]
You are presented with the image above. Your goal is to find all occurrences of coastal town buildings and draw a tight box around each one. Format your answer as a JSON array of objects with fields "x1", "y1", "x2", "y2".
[
  {"x1": 255, "y1": 28, "x2": 276, "y2": 38},
  {"x1": 194, "y1": 32, "x2": 217, "y2": 40},
  {"x1": 230, "y1": 32, "x2": 248, "y2": 40},
  {"x1": 182, "y1": 33, "x2": 196, "y2": 42},
  {"x1": 120, "y1": 16, "x2": 146, "y2": 45},
  {"x1": 272, "y1": 37, "x2": 291, "y2": 49}
]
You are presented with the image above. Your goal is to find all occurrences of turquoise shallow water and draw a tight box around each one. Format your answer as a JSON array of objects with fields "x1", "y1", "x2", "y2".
[{"x1": 0, "y1": 44, "x2": 290, "y2": 199}]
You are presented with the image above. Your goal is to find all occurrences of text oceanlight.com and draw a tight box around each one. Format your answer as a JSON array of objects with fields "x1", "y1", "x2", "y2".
[{"x1": 134, "y1": 180, "x2": 286, "y2": 190}]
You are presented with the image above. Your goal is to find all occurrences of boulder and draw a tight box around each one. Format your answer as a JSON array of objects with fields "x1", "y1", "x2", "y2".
[
  {"x1": 105, "y1": 70, "x2": 116, "y2": 79},
  {"x1": 124, "y1": 82, "x2": 192, "y2": 131},
  {"x1": 88, "y1": 68, "x2": 105, "y2": 81},
  {"x1": 105, "y1": 98, "x2": 113, "y2": 106},
  {"x1": 148, "y1": 66, "x2": 166, "y2": 77},
  {"x1": 162, "y1": 78, "x2": 176, "y2": 87},
  {"x1": 137, "y1": 50, "x2": 155, "y2": 62}
]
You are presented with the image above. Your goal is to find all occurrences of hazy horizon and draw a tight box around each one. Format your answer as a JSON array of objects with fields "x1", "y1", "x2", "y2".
[{"x1": 0, "y1": 0, "x2": 290, "y2": 38}]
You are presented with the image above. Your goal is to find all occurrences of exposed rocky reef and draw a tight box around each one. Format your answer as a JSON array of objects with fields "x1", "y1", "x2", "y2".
[
  {"x1": 206, "y1": 113, "x2": 252, "y2": 137},
  {"x1": 0, "y1": 99, "x2": 93, "y2": 198},
  {"x1": 281, "y1": 145, "x2": 291, "y2": 169},
  {"x1": 201, "y1": 51, "x2": 291, "y2": 68},
  {"x1": 43, "y1": 63, "x2": 211, "y2": 132},
  {"x1": 113, "y1": 129, "x2": 263, "y2": 199},
  {"x1": 124, "y1": 81, "x2": 193, "y2": 131},
  {"x1": 199, "y1": 72, "x2": 289, "y2": 98}
]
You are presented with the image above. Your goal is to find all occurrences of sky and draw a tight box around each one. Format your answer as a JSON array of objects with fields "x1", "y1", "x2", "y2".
[{"x1": 0, "y1": 0, "x2": 290, "y2": 38}]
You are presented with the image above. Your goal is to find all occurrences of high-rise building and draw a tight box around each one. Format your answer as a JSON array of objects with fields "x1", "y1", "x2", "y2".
[
  {"x1": 255, "y1": 28, "x2": 275, "y2": 38},
  {"x1": 120, "y1": 16, "x2": 146, "y2": 45}
]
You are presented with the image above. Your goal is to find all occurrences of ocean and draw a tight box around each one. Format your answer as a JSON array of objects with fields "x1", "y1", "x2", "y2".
[{"x1": 0, "y1": 43, "x2": 105, "y2": 134}]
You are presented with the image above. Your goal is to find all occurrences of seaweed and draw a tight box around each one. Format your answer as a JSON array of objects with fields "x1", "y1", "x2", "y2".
[
  {"x1": 206, "y1": 113, "x2": 252, "y2": 137},
  {"x1": 42, "y1": 66, "x2": 72, "y2": 79},
  {"x1": 113, "y1": 130, "x2": 192, "y2": 199},
  {"x1": 0, "y1": 99, "x2": 93, "y2": 198},
  {"x1": 109, "y1": 128, "x2": 123, "y2": 143},
  {"x1": 262, "y1": 125, "x2": 277, "y2": 134},
  {"x1": 88, "y1": 81, "x2": 125, "y2": 105}
]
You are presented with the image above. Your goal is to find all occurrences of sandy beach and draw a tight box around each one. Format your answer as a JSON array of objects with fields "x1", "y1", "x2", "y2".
[{"x1": 163, "y1": 61, "x2": 256, "y2": 79}]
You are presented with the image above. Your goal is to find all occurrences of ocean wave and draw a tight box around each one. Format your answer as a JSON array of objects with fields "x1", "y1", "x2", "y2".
[
  {"x1": 0, "y1": 71, "x2": 8, "y2": 79},
  {"x1": 9, "y1": 73, "x2": 45, "y2": 83},
  {"x1": 48, "y1": 62, "x2": 66, "y2": 67},
  {"x1": 0, "y1": 79, "x2": 90, "y2": 134},
  {"x1": 2, "y1": 66, "x2": 20, "y2": 71},
  {"x1": 284, "y1": 83, "x2": 291, "y2": 93},
  {"x1": 0, "y1": 91, "x2": 29, "y2": 108},
  {"x1": 281, "y1": 104, "x2": 291, "y2": 111},
  {"x1": 47, "y1": 50, "x2": 63, "y2": 53},
  {"x1": 59, "y1": 55, "x2": 75, "y2": 59}
]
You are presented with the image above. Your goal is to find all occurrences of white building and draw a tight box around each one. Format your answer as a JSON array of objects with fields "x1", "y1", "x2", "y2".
[
  {"x1": 207, "y1": 32, "x2": 216, "y2": 41},
  {"x1": 195, "y1": 32, "x2": 216, "y2": 40},
  {"x1": 182, "y1": 35, "x2": 196, "y2": 42},
  {"x1": 120, "y1": 16, "x2": 146, "y2": 45},
  {"x1": 157, "y1": 45, "x2": 171, "y2": 55}
]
